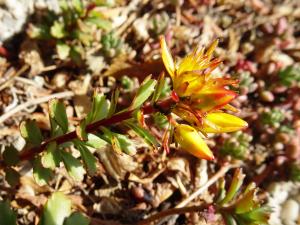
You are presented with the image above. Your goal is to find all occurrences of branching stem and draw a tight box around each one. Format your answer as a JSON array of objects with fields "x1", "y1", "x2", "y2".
[
  {"x1": 4, "y1": 97, "x2": 176, "y2": 165},
  {"x1": 137, "y1": 204, "x2": 211, "y2": 225}
]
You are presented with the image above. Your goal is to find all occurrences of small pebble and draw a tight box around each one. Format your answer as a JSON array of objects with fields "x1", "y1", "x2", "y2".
[
  {"x1": 281, "y1": 199, "x2": 299, "y2": 223},
  {"x1": 260, "y1": 91, "x2": 274, "y2": 102}
]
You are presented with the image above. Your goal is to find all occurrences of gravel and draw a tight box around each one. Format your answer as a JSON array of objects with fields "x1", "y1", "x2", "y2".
[{"x1": 0, "y1": 0, "x2": 59, "y2": 42}]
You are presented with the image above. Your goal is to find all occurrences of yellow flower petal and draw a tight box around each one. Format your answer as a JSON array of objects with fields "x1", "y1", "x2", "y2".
[
  {"x1": 174, "y1": 124, "x2": 214, "y2": 160},
  {"x1": 205, "y1": 39, "x2": 219, "y2": 60},
  {"x1": 201, "y1": 113, "x2": 248, "y2": 133},
  {"x1": 160, "y1": 36, "x2": 175, "y2": 80}
]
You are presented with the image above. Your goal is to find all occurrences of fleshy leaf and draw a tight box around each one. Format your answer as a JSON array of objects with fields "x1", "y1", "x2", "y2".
[
  {"x1": 151, "y1": 72, "x2": 166, "y2": 103},
  {"x1": 86, "y1": 92, "x2": 110, "y2": 124},
  {"x1": 85, "y1": 133, "x2": 107, "y2": 149},
  {"x1": 220, "y1": 168, "x2": 245, "y2": 205},
  {"x1": 0, "y1": 201, "x2": 17, "y2": 225},
  {"x1": 50, "y1": 21, "x2": 67, "y2": 39},
  {"x1": 41, "y1": 142, "x2": 61, "y2": 170},
  {"x1": 74, "y1": 140, "x2": 97, "y2": 175},
  {"x1": 5, "y1": 168, "x2": 20, "y2": 187},
  {"x1": 72, "y1": 0, "x2": 84, "y2": 14},
  {"x1": 85, "y1": 17, "x2": 112, "y2": 31},
  {"x1": 20, "y1": 120, "x2": 43, "y2": 145},
  {"x1": 2, "y1": 145, "x2": 19, "y2": 166},
  {"x1": 39, "y1": 192, "x2": 71, "y2": 225},
  {"x1": 235, "y1": 189, "x2": 259, "y2": 214},
  {"x1": 64, "y1": 212, "x2": 90, "y2": 225},
  {"x1": 56, "y1": 41, "x2": 70, "y2": 60},
  {"x1": 33, "y1": 158, "x2": 53, "y2": 186},
  {"x1": 49, "y1": 99, "x2": 68, "y2": 134},
  {"x1": 108, "y1": 88, "x2": 119, "y2": 117},
  {"x1": 130, "y1": 76, "x2": 157, "y2": 110},
  {"x1": 100, "y1": 127, "x2": 137, "y2": 155},
  {"x1": 61, "y1": 151, "x2": 85, "y2": 181},
  {"x1": 238, "y1": 206, "x2": 271, "y2": 224},
  {"x1": 124, "y1": 121, "x2": 159, "y2": 149}
]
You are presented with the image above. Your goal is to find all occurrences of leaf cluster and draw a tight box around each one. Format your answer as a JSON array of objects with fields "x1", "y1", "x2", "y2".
[
  {"x1": 27, "y1": 0, "x2": 112, "y2": 64},
  {"x1": 216, "y1": 169, "x2": 271, "y2": 225}
]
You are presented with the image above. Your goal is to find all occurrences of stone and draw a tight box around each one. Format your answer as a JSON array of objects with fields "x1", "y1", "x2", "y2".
[{"x1": 281, "y1": 199, "x2": 299, "y2": 223}]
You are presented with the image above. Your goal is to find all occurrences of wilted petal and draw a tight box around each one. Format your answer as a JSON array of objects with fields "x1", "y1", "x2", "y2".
[
  {"x1": 174, "y1": 124, "x2": 214, "y2": 160},
  {"x1": 201, "y1": 113, "x2": 248, "y2": 133},
  {"x1": 160, "y1": 36, "x2": 175, "y2": 80}
]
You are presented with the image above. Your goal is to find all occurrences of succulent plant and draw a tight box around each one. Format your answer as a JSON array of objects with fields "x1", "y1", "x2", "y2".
[
  {"x1": 278, "y1": 65, "x2": 300, "y2": 87},
  {"x1": 261, "y1": 108, "x2": 285, "y2": 128},
  {"x1": 220, "y1": 131, "x2": 252, "y2": 159}
]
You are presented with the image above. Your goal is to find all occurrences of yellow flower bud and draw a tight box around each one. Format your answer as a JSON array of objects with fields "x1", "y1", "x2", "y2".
[{"x1": 174, "y1": 124, "x2": 214, "y2": 160}]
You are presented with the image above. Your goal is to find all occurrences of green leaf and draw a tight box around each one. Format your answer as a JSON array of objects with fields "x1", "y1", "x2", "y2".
[
  {"x1": 20, "y1": 120, "x2": 43, "y2": 145},
  {"x1": 70, "y1": 46, "x2": 83, "y2": 65},
  {"x1": 235, "y1": 189, "x2": 259, "y2": 214},
  {"x1": 27, "y1": 24, "x2": 51, "y2": 39},
  {"x1": 279, "y1": 65, "x2": 300, "y2": 87},
  {"x1": 4, "y1": 168, "x2": 20, "y2": 187},
  {"x1": 2, "y1": 145, "x2": 19, "y2": 166},
  {"x1": 222, "y1": 213, "x2": 238, "y2": 225},
  {"x1": 124, "y1": 121, "x2": 159, "y2": 148},
  {"x1": 49, "y1": 99, "x2": 68, "y2": 134},
  {"x1": 220, "y1": 168, "x2": 245, "y2": 205},
  {"x1": 42, "y1": 142, "x2": 61, "y2": 170},
  {"x1": 151, "y1": 72, "x2": 166, "y2": 103},
  {"x1": 100, "y1": 127, "x2": 136, "y2": 155},
  {"x1": 74, "y1": 140, "x2": 97, "y2": 175},
  {"x1": 85, "y1": 17, "x2": 111, "y2": 31},
  {"x1": 72, "y1": 0, "x2": 84, "y2": 15},
  {"x1": 64, "y1": 212, "x2": 90, "y2": 225},
  {"x1": 85, "y1": 133, "x2": 107, "y2": 149},
  {"x1": 61, "y1": 151, "x2": 85, "y2": 181},
  {"x1": 108, "y1": 89, "x2": 119, "y2": 117},
  {"x1": 86, "y1": 92, "x2": 110, "y2": 124},
  {"x1": 50, "y1": 118, "x2": 64, "y2": 137},
  {"x1": 50, "y1": 21, "x2": 67, "y2": 39},
  {"x1": 239, "y1": 206, "x2": 271, "y2": 224},
  {"x1": 33, "y1": 158, "x2": 53, "y2": 186},
  {"x1": 0, "y1": 201, "x2": 17, "y2": 225},
  {"x1": 39, "y1": 192, "x2": 71, "y2": 225},
  {"x1": 57, "y1": 42, "x2": 71, "y2": 60},
  {"x1": 130, "y1": 76, "x2": 157, "y2": 110}
]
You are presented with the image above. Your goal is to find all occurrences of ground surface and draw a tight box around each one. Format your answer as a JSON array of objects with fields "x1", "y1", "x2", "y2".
[{"x1": 1, "y1": 0, "x2": 300, "y2": 225}]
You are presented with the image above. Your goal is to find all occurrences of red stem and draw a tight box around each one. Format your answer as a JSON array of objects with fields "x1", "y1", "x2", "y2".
[{"x1": 18, "y1": 97, "x2": 176, "y2": 161}]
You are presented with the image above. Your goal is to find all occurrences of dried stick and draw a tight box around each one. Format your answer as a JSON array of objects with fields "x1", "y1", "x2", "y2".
[
  {"x1": 0, "y1": 64, "x2": 30, "y2": 91},
  {"x1": 137, "y1": 204, "x2": 210, "y2": 225},
  {"x1": 139, "y1": 164, "x2": 234, "y2": 225},
  {"x1": 0, "y1": 91, "x2": 74, "y2": 124}
]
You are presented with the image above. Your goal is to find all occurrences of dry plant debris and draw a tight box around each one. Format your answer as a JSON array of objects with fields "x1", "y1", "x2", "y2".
[{"x1": 1, "y1": 0, "x2": 300, "y2": 225}]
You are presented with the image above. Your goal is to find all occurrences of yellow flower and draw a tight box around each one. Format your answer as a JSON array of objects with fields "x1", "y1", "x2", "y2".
[
  {"x1": 160, "y1": 36, "x2": 248, "y2": 160},
  {"x1": 174, "y1": 124, "x2": 214, "y2": 160}
]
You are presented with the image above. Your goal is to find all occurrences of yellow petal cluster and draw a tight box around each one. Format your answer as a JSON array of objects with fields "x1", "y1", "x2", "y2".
[{"x1": 160, "y1": 36, "x2": 248, "y2": 160}]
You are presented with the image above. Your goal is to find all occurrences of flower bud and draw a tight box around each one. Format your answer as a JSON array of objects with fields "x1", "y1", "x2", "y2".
[{"x1": 174, "y1": 124, "x2": 214, "y2": 160}]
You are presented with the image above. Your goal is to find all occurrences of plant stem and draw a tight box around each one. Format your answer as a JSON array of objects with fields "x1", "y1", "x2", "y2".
[
  {"x1": 137, "y1": 204, "x2": 211, "y2": 225},
  {"x1": 154, "y1": 163, "x2": 236, "y2": 224},
  {"x1": 16, "y1": 97, "x2": 176, "y2": 162}
]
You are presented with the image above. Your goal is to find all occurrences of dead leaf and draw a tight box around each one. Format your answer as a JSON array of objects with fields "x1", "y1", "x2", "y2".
[
  {"x1": 97, "y1": 147, "x2": 138, "y2": 180},
  {"x1": 19, "y1": 39, "x2": 44, "y2": 76}
]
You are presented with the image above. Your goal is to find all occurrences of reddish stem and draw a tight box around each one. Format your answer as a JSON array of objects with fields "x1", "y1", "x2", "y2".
[{"x1": 18, "y1": 97, "x2": 176, "y2": 161}]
